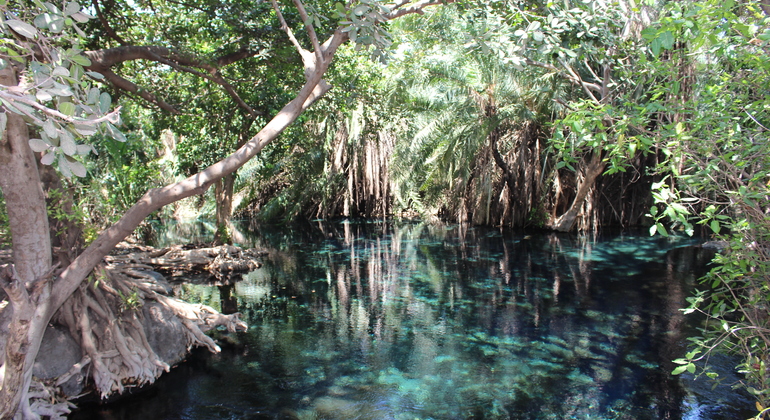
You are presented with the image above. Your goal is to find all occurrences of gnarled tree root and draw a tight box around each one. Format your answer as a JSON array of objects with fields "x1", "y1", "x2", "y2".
[{"x1": 52, "y1": 261, "x2": 248, "y2": 400}]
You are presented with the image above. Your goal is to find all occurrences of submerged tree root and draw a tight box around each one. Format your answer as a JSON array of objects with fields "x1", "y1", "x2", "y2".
[{"x1": 52, "y1": 255, "x2": 249, "y2": 400}]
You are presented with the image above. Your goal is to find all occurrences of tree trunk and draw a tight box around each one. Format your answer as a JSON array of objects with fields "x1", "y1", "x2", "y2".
[
  {"x1": 0, "y1": 31, "x2": 342, "y2": 418},
  {"x1": 549, "y1": 150, "x2": 606, "y2": 232},
  {"x1": 213, "y1": 174, "x2": 235, "y2": 244},
  {"x1": 0, "y1": 65, "x2": 55, "y2": 420}
]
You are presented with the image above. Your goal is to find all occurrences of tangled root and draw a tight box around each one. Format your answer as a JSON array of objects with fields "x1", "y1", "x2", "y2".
[{"x1": 53, "y1": 256, "x2": 249, "y2": 399}]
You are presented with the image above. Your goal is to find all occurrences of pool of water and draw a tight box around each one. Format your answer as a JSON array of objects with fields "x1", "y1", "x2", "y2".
[{"x1": 70, "y1": 220, "x2": 753, "y2": 419}]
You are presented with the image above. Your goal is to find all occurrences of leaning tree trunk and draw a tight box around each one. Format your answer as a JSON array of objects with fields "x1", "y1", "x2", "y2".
[
  {"x1": 0, "y1": 34, "x2": 341, "y2": 418},
  {"x1": 549, "y1": 150, "x2": 606, "y2": 232},
  {"x1": 0, "y1": 65, "x2": 56, "y2": 420}
]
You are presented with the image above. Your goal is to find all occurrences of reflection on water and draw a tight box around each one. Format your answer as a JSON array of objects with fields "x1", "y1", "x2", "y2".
[{"x1": 71, "y1": 220, "x2": 752, "y2": 419}]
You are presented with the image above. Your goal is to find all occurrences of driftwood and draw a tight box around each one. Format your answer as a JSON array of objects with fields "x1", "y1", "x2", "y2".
[{"x1": 106, "y1": 242, "x2": 265, "y2": 283}]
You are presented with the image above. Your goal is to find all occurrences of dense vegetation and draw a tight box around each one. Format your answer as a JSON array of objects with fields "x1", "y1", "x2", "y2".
[{"x1": 0, "y1": 0, "x2": 769, "y2": 418}]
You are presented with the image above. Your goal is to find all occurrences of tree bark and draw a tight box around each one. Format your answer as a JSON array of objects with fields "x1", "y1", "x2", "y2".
[
  {"x1": 213, "y1": 174, "x2": 235, "y2": 244},
  {"x1": 549, "y1": 151, "x2": 606, "y2": 232},
  {"x1": 0, "y1": 65, "x2": 54, "y2": 420}
]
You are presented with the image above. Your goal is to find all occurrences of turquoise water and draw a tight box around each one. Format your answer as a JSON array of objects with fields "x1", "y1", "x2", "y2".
[{"x1": 70, "y1": 220, "x2": 752, "y2": 419}]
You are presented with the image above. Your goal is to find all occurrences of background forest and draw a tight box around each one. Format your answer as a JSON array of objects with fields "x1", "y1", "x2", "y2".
[{"x1": 1, "y1": 0, "x2": 769, "y2": 418}]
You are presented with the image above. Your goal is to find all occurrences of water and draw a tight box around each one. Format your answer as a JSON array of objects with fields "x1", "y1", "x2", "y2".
[{"x1": 70, "y1": 220, "x2": 753, "y2": 419}]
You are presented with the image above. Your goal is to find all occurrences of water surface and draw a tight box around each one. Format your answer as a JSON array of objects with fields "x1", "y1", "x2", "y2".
[{"x1": 70, "y1": 220, "x2": 752, "y2": 419}]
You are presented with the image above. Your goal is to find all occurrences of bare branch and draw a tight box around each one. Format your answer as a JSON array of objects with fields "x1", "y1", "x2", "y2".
[
  {"x1": 99, "y1": 68, "x2": 180, "y2": 114},
  {"x1": 92, "y1": 0, "x2": 128, "y2": 45},
  {"x1": 271, "y1": 0, "x2": 307, "y2": 58},
  {"x1": 384, "y1": 0, "x2": 455, "y2": 19},
  {"x1": 556, "y1": 58, "x2": 601, "y2": 103},
  {"x1": 292, "y1": 0, "x2": 325, "y2": 68},
  {"x1": 86, "y1": 46, "x2": 262, "y2": 116},
  {"x1": 141, "y1": 49, "x2": 261, "y2": 116}
]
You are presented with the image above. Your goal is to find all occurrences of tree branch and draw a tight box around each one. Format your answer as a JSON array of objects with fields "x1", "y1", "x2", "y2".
[
  {"x1": 0, "y1": 90, "x2": 122, "y2": 125},
  {"x1": 99, "y1": 68, "x2": 181, "y2": 114},
  {"x1": 50, "y1": 29, "x2": 347, "y2": 315},
  {"x1": 92, "y1": 0, "x2": 128, "y2": 45},
  {"x1": 86, "y1": 46, "x2": 262, "y2": 116},
  {"x1": 292, "y1": 0, "x2": 325, "y2": 68},
  {"x1": 384, "y1": 0, "x2": 455, "y2": 19},
  {"x1": 270, "y1": 0, "x2": 317, "y2": 77}
]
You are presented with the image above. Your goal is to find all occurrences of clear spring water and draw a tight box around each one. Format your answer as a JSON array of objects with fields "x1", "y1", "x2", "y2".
[{"x1": 70, "y1": 220, "x2": 754, "y2": 419}]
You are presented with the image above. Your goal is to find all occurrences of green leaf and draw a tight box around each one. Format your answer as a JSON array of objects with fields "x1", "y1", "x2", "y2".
[
  {"x1": 49, "y1": 18, "x2": 65, "y2": 33},
  {"x1": 76, "y1": 144, "x2": 93, "y2": 155},
  {"x1": 672, "y1": 365, "x2": 688, "y2": 375},
  {"x1": 650, "y1": 38, "x2": 662, "y2": 57},
  {"x1": 74, "y1": 123, "x2": 97, "y2": 136},
  {"x1": 67, "y1": 158, "x2": 87, "y2": 177},
  {"x1": 28, "y1": 138, "x2": 50, "y2": 152},
  {"x1": 33, "y1": 13, "x2": 55, "y2": 29},
  {"x1": 85, "y1": 71, "x2": 105, "y2": 80},
  {"x1": 660, "y1": 31, "x2": 674, "y2": 50},
  {"x1": 58, "y1": 101, "x2": 76, "y2": 116},
  {"x1": 59, "y1": 131, "x2": 76, "y2": 155},
  {"x1": 41, "y1": 151, "x2": 56, "y2": 165},
  {"x1": 42, "y1": 119, "x2": 58, "y2": 138},
  {"x1": 71, "y1": 12, "x2": 92, "y2": 23},
  {"x1": 99, "y1": 92, "x2": 111, "y2": 114},
  {"x1": 64, "y1": 1, "x2": 80, "y2": 16},
  {"x1": 51, "y1": 66, "x2": 70, "y2": 77},
  {"x1": 70, "y1": 54, "x2": 91, "y2": 66},
  {"x1": 6, "y1": 20, "x2": 38, "y2": 39},
  {"x1": 58, "y1": 155, "x2": 72, "y2": 178},
  {"x1": 106, "y1": 122, "x2": 126, "y2": 142},
  {"x1": 710, "y1": 220, "x2": 720, "y2": 234}
]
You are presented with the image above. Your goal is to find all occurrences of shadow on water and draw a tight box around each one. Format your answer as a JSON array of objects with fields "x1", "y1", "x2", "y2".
[{"x1": 70, "y1": 220, "x2": 754, "y2": 419}]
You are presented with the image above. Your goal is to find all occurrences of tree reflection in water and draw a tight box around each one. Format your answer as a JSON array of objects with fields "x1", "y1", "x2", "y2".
[{"x1": 72, "y1": 220, "x2": 753, "y2": 420}]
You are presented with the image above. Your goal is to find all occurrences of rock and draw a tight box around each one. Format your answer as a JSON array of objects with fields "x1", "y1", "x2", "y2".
[
  {"x1": 142, "y1": 301, "x2": 189, "y2": 367},
  {"x1": 33, "y1": 325, "x2": 83, "y2": 397},
  {"x1": 701, "y1": 240, "x2": 729, "y2": 251}
]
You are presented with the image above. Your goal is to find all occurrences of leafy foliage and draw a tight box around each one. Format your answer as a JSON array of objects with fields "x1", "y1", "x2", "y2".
[
  {"x1": 0, "y1": 0, "x2": 123, "y2": 178},
  {"x1": 637, "y1": 0, "x2": 770, "y2": 415}
]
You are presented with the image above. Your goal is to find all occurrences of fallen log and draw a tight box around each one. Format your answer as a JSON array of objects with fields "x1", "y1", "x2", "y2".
[{"x1": 107, "y1": 242, "x2": 265, "y2": 283}]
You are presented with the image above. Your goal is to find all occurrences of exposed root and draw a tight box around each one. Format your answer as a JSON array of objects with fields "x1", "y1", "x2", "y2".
[
  {"x1": 27, "y1": 379, "x2": 74, "y2": 420},
  {"x1": 52, "y1": 258, "x2": 249, "y2": 399}
]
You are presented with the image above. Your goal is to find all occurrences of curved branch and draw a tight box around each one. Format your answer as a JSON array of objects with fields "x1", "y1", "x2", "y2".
[
  {"x1": 86, "y1": 46, "x2": 261, "y2": 116},
  {"x1": 0, "y1": 90, "x2": 122, "y2": 125},
  {"x1": 292, "y1": 0, "x2": 325, "y2": 67},
  {"x1": 92, "y1": 0, "x2": 128, "y2": 45},
  {"x1": 384, "y1": 0, "x2": 455, "y2": 19},
  {"x1": 99, "y1": 68, "x2": 180, "y2": 114}
]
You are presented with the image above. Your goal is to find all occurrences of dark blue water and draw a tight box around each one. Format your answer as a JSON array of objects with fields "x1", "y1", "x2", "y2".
[{"x1": 70, "y1": 220, "x2": 753, "y2": 419}]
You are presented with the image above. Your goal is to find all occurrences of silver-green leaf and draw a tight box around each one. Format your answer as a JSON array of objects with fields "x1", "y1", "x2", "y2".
[
  {"x1": 60, "y1": 131, "x2": 76, "y2": 155},
  {"x1": 29, "y1": 138, "x2": 50, "y2": 152},
  {"x1": 6, "y1": 20, "x2": 39, "y2": 39}
]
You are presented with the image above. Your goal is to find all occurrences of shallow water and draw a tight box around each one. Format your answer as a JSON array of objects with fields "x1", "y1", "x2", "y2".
[{"x1": 70, "y1": 220, "x2": 753, "y2": 419}]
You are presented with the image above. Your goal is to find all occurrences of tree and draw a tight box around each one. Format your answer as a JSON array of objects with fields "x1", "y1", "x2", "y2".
[
  {"x1": 639, "y1": 0, "x2": 770, "y2": 415},
  {"x1": 0, "y1": 0, "x2": 451, "y2": 418}
]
